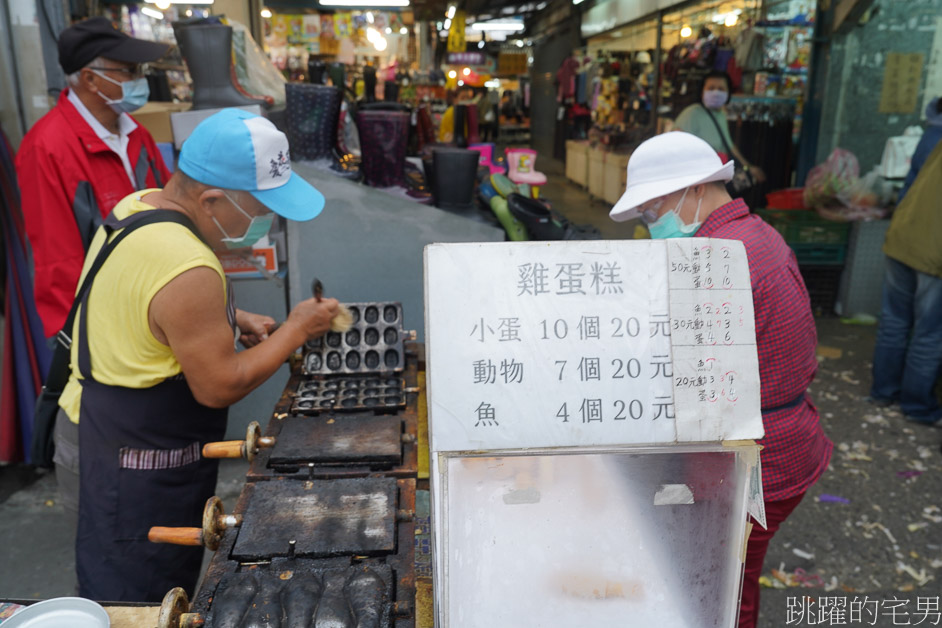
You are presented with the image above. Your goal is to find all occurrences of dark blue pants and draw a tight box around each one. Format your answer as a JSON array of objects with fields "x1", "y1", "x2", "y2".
[{"x1": 870, "y1": 257, "x2": 942, "y2": 422}]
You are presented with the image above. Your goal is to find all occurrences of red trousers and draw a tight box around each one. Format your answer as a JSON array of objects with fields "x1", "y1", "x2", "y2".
[{"x1": 738, "y1": 492, "x2": 806, "y2": 628}]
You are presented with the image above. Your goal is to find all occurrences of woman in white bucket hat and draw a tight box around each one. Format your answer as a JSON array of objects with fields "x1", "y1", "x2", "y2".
[{"x1": 611, "y1": 132, "x2": 833, "y2": 628}]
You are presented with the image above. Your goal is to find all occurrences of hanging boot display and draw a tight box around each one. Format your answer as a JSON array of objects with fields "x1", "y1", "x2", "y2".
[
  {"x1": 172, "y1": 22, "x2": 272, "y2": 110},
  {"x1": 285, "y1": 83, "x2": 361, "y2": 181}
]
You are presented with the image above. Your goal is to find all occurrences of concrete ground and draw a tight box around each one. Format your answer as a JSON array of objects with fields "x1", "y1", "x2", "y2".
[{"x1": 1, "y1": 165, "x2": 939, "y2": 626}]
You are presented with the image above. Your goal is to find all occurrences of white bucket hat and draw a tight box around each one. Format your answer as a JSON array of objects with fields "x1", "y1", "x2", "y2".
[{"x1": 609, "y1": 132, "x2": 734, "y2": 222}]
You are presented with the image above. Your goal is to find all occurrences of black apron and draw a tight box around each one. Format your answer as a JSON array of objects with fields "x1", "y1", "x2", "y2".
[{"x1": 75, "y1": 212, "x2": 233, "y2": 602}]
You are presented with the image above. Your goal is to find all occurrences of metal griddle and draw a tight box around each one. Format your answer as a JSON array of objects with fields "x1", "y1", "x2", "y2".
[
  {"x1": 231, "y1": 478, "x2": 399, "y2": 561},
  {"x1": 268, "y1": 414, "x2": 402, "y2": 467}
]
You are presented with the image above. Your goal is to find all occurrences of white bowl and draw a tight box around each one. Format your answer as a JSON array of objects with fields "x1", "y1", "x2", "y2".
[{"x1": 2, "y1": 598, "x2": 110, "y2": 628}]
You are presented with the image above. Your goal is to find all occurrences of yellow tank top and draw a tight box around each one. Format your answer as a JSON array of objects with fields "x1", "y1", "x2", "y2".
[{"x1": 59, "y1": 191, "x2": 227, "y2": 423}]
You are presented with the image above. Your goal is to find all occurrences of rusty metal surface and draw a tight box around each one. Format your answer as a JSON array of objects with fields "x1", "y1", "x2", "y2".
[
  {"x1": 268, "y1": 414, "x2": 402, "y2": 466},
  {"x1": 232, "y1": 478, "x2": 398, "y2": 561}
]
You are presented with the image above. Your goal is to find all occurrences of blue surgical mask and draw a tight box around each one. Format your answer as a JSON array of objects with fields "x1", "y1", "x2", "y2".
[
  {"x1": 213, "y1": 192, "x2": 275, "y2": 250},
  {"x1": 702, "y1": 89, "x2": 728, "y2": 110},
  {"x1": 645, "y1": 187, "x2": 703, "y2": 239},
  {"x1": 92, "y1": 70, "x2": 150, "y2": 114}
]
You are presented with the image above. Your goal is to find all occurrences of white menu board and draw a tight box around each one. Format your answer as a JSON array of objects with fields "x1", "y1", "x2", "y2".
[{"x1": 424, "y1": 239, "x2": 763, "y2": 452}]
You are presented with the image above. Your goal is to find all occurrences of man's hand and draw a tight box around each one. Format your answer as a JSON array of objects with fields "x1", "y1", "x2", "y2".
[
  {"x1": 749, "y1": 165, "x2": 767, "y2": 183},
  {"x1": 236, "y1": 309, "x2": 276, "y2": 348},
  {"x1": 283, "y1": 297, "x2": 339, "y2": 342}
]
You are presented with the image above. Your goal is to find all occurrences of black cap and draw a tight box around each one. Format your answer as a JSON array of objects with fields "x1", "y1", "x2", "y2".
[{"x1": 58, "y1": 17, "x2": 170, "y2": 75}]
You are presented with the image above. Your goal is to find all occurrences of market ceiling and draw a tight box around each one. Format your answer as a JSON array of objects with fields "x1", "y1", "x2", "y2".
[{"x1": 413, "y1": 0, "x2": 544, "y2": 26}]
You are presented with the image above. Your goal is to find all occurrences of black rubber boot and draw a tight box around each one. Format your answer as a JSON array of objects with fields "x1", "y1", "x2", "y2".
[
  {"x1": 453, "y1": 105, "x2": 468, "y2": 148},
  {"x1": 431, "y1": 148, "x2": 478, "y2": 210},
  {"x1": 172, "y1": 23, "x2": 270, "y2": 110},
  {"x1": 308, "y1": 59, "x2": 326, "y2": 84},
  {"x1": 285, "y1": 83, "x2": 361, "y2": 180},
  {"x1": 507, "y1": 193, "x2": 567, "y2": 240},
  {"x1": 363, "y1": 66, "x2": 377, "y2": 103},
  {"x1": 328, "y1": 63, "x2": 345, "y2": 88}
]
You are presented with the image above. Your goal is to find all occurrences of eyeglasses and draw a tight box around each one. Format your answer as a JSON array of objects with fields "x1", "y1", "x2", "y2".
[{"x1": 87, "y1": 65, "x2": 146, "y2": 79}]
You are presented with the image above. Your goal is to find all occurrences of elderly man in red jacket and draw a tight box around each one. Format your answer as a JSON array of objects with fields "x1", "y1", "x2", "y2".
[
  {"x1": 15, "y1": 16, "x2": 171, "y2": 551},
  {"x1": 16, "y1": 17, "x2": 171, "y2": 339}
]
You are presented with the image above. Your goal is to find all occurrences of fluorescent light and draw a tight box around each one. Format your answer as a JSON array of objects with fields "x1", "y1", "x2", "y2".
[
  {"x1": 515, "y1": 39, "x2": 524, "y2": 47},
  {"x1": 141, "y1": 6, "x2": 164, "y2": 18},
  {"x1": 400, "y1": 26, "x2": 408, "y2": 34},
  {"x1": 462, "y1": 67, "x2": 471, "y2": 76},
  {"x1": 154, "y1": 0, "x2": 170, "y2": 8},
  {"x1": 573, "y1": 0, "x2": 585, "y2": 5},
  {"x1": 385, "y1": 26, "x2": 392, "y2": 34},
  {"x1": 260, "y1": 8, "x2": 272, "y2": 17},
  {"x1": 681, "y1": 24, "x2": 692, "y2": 37},
  {"x1": 448, "y1": 70, "x2": 457, "y2": 79},
  {"x1": 457, "y1": 80, "x2": 464, "y2": 86},
  {"x1": 471, "y1": 20, "x2": 524, "y2": 31},
  {"x1": 146, "y1": 0, "x2": 213, "y2": 4},
  {"x1": 366, "y1": 11, "x2": 374, "y2": 22},
  {"x1": 446, "y1": 5, "x2": 456, "y2": 18},
  {"x1": 478, "y1": 39, "x2": 485, "y2": 48},
  {"x1": 366, "y1": 26, "x2": 380, "y2": 42},
  {"x1": 725, "y1": 13, "x2": 738, "y2": 26},
  {"x1": 319, "y1": 0, "x2": 408, "y2": 6},
  {"x1": 444, "y1": 18, "x2": 451, "y2": 29},
  {"x1": 374, "y1": 36, "x2": 387, "y2": 51}
]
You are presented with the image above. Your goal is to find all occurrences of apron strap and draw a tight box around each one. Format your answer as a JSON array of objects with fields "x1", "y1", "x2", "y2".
[{"x1": 76, "y1": 210, "x2": 209, "y2": 380}]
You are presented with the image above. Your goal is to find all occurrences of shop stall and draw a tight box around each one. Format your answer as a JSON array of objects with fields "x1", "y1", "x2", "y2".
[{"x1": 567, "y1": 0, "x2": 817, "y2": 209}]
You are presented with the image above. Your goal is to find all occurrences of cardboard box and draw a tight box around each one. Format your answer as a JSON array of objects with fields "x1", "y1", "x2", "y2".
[{"x1": 132, "y1": 101, "x2": 191, "y2": 144}]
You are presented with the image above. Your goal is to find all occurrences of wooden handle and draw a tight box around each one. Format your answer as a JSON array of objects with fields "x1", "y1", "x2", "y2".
[
  {"x1": 202, "y1": 440, "x2": 245, "y2": 459},
  {"x1": 148, "y1": 526, "x2": 204, "y2": 546}
]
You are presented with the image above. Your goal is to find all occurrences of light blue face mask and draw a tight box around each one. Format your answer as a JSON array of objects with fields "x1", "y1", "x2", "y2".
[
  {"x1": 214, "y1": 192, "x2": 275, "y2": 250},
  {"x1": 644, "y1": 187, "x2": 703, "y2": 239},
  {"x1": 92, "y1": 70, "x2": 150, "y2": 114}
]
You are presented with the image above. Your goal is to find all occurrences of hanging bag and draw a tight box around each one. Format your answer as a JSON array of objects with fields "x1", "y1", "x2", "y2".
[
  {"x1": 30, "y1": 210, "x2": 200, "y2": 467},
  {"x1": 700, "y1": 103, "x2": 756, "y2": 194}
]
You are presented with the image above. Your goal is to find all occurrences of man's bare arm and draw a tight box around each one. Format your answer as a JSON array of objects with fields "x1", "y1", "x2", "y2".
[{"x1": 149, "y1": 266, "x2": 338, "y2": 407}]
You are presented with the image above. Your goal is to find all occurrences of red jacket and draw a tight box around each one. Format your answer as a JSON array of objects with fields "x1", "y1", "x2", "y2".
[{"x1": 15, "y1": 90, "x2": 171, "y2": 337}]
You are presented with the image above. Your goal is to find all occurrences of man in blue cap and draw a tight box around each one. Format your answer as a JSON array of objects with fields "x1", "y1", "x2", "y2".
[{"x1": 59, "y1": 108, "x2": 338, "y2": 602}]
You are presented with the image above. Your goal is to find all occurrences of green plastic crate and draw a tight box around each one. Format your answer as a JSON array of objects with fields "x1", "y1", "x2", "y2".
[{"x1": 757, "y1": 209, "x2": 851, "y2": 245}]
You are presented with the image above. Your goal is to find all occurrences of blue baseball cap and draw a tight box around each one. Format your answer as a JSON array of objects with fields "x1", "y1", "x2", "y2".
[{"x1": 178, "y1": 108, "x2": 324, "y2": 221}]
